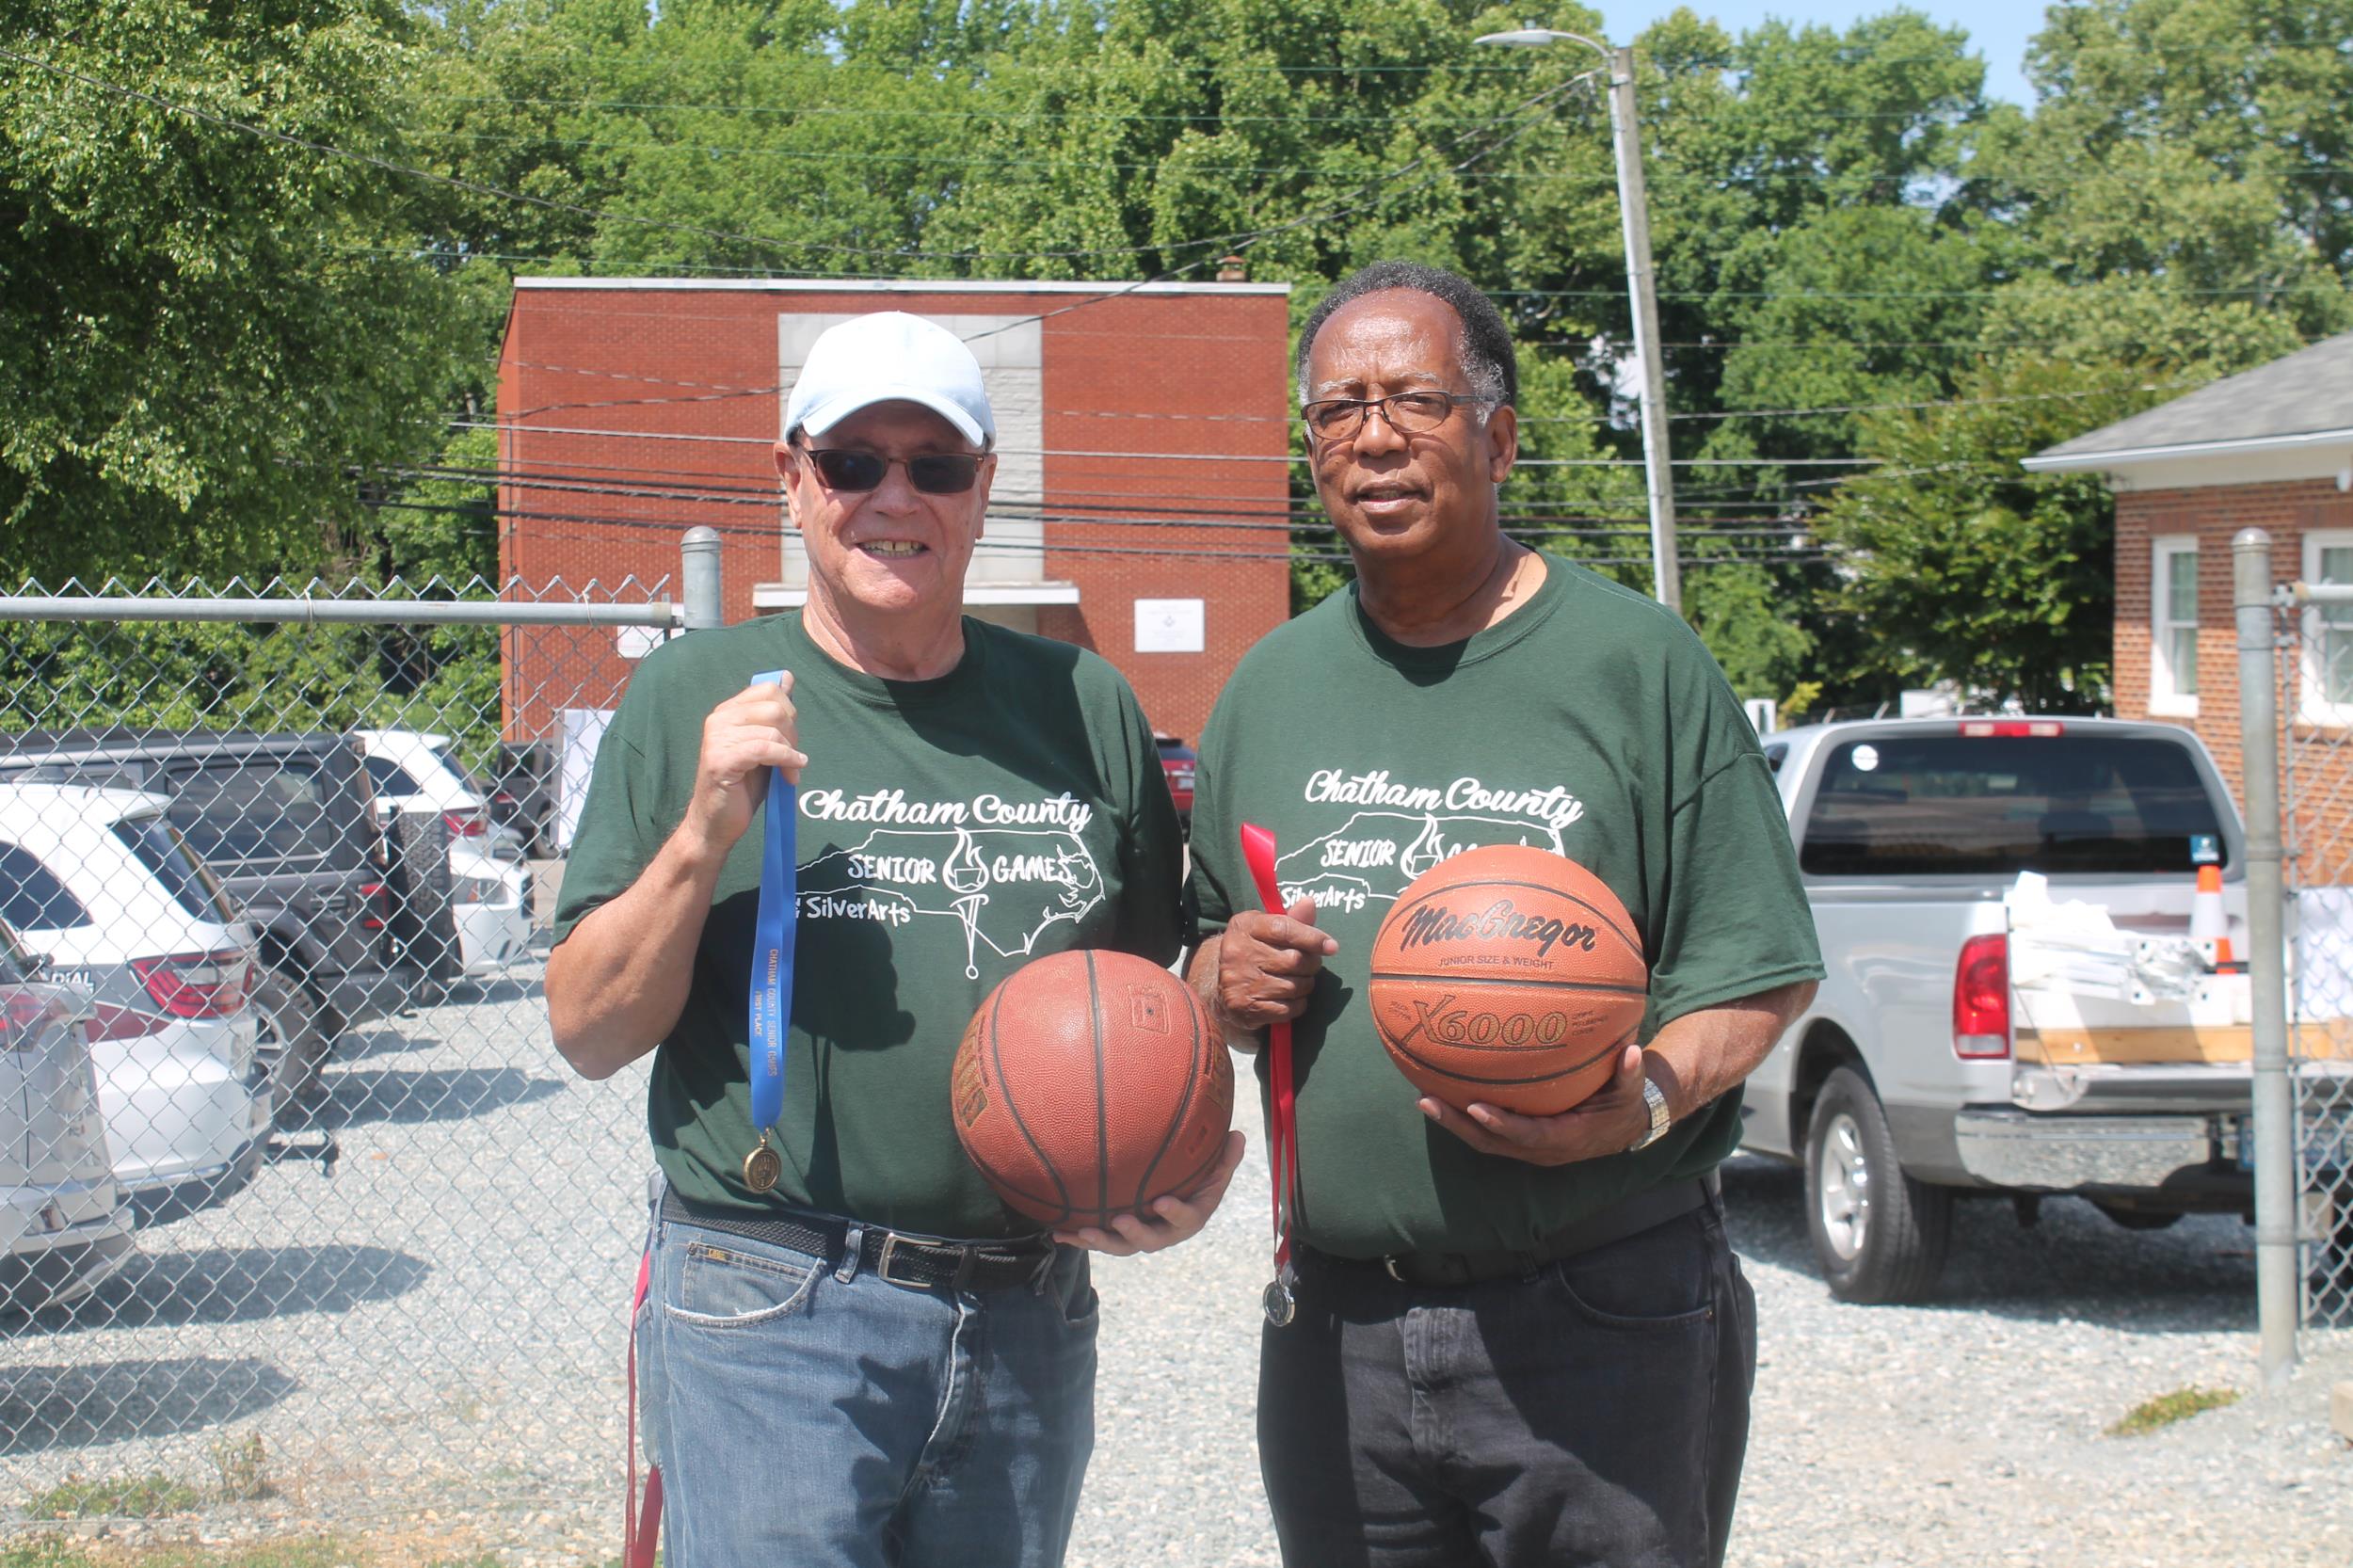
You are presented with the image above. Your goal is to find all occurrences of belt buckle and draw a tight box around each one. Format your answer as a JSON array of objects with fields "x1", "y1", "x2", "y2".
[{"x1": 875, "y1": 1232, "x2": 936, "y2": 1289}]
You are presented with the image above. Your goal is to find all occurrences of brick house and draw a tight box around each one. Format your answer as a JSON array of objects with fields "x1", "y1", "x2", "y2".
[
  {"x1": 2025, "y1": 330, "x2": 2353, "y2": 879},
  {"x1": 494, "y1": 278, "x2": 1295, "y2": 762}
]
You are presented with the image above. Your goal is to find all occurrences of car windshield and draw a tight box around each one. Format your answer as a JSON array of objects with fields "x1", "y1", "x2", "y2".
[
  {"x1": 112, "y1": 813, "x2": 236, "y2": 922},
  {"x1": 1801, "y1": 734, "x2": 2228, "y2": 877},
  {"x1": 168, "y1": 757, "x2": 344, "y2": 867}
]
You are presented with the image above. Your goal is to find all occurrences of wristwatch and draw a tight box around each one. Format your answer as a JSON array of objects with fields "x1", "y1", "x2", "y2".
[{"x1": 1625, "y1": 1074, "x2": 1673, "y2": 1153}]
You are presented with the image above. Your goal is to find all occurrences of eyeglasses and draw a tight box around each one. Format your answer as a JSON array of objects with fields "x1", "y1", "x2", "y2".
[
  {"x1": 798, "y1": 445, "x2": 985, "y2": 495},
  {"x1": 1300, "y1": 390, "x2": 1491, "y2": 442}
]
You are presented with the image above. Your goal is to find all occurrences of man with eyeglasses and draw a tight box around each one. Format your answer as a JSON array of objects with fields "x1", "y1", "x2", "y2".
[
  {"x1": 1184, "y1": 263, "x2": 1821, "y2": 1568},
  {"x1": 548, "y1": 311, "x2": 1240, "y2": 1566}
]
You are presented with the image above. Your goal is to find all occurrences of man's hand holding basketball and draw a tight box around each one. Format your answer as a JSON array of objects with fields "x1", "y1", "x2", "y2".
[
  {"x1": 1206, "y1": 897, "x2": 1337, "y2": 1043},
  {"x1": 1053, "y1": 1130, "x2": 1247, "y2": 1256},
  {"x1": 1417, "y1": 1044, "x2": 1657, "y2": 1167}
]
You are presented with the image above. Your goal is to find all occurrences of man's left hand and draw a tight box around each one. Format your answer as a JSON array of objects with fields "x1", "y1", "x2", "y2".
[
  {"x1": 1054, "y1": 1131, "x2": 1247, "y2": 1256},
  {"x1": 1418, "y1": 1044, "x2": 1653, "y2": 1167}
]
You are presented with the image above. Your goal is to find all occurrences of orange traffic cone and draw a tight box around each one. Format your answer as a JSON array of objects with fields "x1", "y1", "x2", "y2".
[{"x1": 2189, "y1": 863, "x2": 2232, "y2": 967}]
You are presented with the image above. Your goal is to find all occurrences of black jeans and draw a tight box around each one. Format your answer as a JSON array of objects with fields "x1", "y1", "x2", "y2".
[{"x1": 1257, "y1": 1194, "x2": 1756, "y2": 1568}]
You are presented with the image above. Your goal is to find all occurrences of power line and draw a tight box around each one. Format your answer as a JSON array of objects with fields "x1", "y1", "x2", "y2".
[
  {"x1": 371, "y1": 459, "x2": 1806, "y2": 524},
  {"x1": 489, "y1": 356, "x2": 2122, "y2": 431},
  {"x1": 363, "y1": 497, "x2": 1833, "y2": 568},
  {"x1": 1671, "y1": 378, "x2": 2200, "y2": 422},
  {"x1": 368, "y1": 456, "x2": 1798, "y2": 514},
  {"x1": 454, "y1": 415, "x2": 1900, "y2": 464},
  {"x1": 455, "y1": 276, "x2": 2353, "y2": 320}
]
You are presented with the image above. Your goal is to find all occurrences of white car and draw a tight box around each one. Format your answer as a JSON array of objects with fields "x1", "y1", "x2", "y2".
[
  {"x1": 353, "y1": 728, "x2": 533, "y2": 974},
  {"x1": 0, "y1": 783, "x2": 272, "y2": 1221},
  {"x1": 449, "y1": 841, "x2": 531, "y2": 972},
  {"x1": 352, "y1": 728, "x2": 527, "y2": 860},
  {"x1": 0, "y1": 922, "x2": 135, "y2": 1311}
]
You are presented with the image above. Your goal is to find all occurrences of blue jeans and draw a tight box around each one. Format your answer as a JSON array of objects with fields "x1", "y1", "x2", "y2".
[
  {"x1": 1258, "y1": 1194, "x2": 1756, "y2": 1568},
  {"x1": 637, "y1": 1193, "x2": 1099, "y2": 1567}
]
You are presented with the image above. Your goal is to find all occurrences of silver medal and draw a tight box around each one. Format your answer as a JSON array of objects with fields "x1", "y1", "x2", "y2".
[{"x1": 1262, "y1": 1273, "x2": 1296, "y2": 1327}]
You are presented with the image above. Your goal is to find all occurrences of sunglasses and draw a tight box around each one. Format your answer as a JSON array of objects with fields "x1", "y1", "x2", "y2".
[{"x1": 799, "y1": 445, "x2": 984, "y2": 495}]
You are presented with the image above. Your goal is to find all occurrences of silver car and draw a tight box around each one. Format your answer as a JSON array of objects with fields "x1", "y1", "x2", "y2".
[{"x1": 0, "y1": 921, "x2": 134, "y2": 1311}]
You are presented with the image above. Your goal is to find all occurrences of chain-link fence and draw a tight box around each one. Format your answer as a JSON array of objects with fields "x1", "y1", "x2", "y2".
[
  {"x1": 0, "y1": 539, "x2": 712, "y2": 1555},
  {"x1": 2275, "y1": 569, "x2": 2353, "y2": 1335}
]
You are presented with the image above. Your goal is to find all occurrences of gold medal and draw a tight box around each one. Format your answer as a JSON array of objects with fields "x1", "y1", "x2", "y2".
[{"x1": 742, "y1": 1134, "x2": 782, "y2": 1194}]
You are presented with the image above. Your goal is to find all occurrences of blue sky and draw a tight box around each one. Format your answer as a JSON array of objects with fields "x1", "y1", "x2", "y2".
[{"x1": 1598, "y1": 1, "x2": 2050, "y2": 106}]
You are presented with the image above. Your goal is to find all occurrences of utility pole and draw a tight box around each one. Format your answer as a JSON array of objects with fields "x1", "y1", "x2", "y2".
[
  {"x1": 1606, "y1": 45, "x2": 1679, "y2": 614},
  {"x1": 1475, "y1": 28, "x2": 1681, "y2": 613}
]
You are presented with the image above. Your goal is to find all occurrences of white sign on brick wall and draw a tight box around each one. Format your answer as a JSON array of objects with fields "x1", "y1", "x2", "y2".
[{"x1": 1135, "y1": 599, "x2": 1205, "y2": 653}]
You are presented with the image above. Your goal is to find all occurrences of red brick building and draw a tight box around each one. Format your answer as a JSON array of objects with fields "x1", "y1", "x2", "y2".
[
  {"x1": 2025, "y1": 330, "x2": 2353, "y2": 880},
  {"x1": 494, "y1": 278, "x2": 1295, "y2": 755}
]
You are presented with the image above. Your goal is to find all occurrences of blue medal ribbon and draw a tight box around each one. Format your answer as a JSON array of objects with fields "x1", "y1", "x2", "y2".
[{"x1": 747, "y1": 670, "x2": 797, "y2": 1136}]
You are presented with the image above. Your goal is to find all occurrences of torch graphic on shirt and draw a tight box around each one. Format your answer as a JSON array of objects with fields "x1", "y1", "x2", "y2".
[
  {"x1": 943, "y1": 826, "x2": 990, "y2": 978},
  {"x1": 1400, "y1": 814, "x2": 1449, "y2": 881}
]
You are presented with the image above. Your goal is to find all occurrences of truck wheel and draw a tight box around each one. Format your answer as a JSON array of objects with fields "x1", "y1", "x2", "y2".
[
  {"x1": 1805, "y1": 1065, "x2": 1952, "y2": 1304},
  {"x1": 252, "y1": 967, "x2": 331, "y2": 1117}
]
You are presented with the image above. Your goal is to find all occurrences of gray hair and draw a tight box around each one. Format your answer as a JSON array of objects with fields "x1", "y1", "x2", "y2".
[{"x1": 1294, "y1": 261, "x2": 1518, "y2": 408}]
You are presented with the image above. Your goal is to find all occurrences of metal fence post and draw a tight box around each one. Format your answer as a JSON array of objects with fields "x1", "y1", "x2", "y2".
[
  {"x1": 681, "y1": 526, "x2": 724, "y2": 632},
  {"x1": 2235, "y1": 526, "x2": 2297, "y2": 1383}
]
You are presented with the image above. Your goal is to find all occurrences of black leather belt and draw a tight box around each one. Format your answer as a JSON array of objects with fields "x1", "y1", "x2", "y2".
[
  {"x1": 661, "y1": 1190, "x2": 1054, "y2": 1293},
  {"x1": 1301, "y1": 1171, "x2": 1720, "y2": 1289}
]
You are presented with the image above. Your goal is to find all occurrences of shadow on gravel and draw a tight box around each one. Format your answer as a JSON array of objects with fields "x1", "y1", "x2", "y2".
[
  {"x1": 329, "y1": 1022, "x2": 436, "y2": 1064},
  {"x1": 0, "y1": 1354, "x2": 296, "y2": 1454},
  {"x1": 443, "y1": 974, "x2": 545, "y2": 1007},
  {"x1": 306, "y1": 1066, "x2": 564, "y2": 1129},
  {"x1": 1721, "y1": 1157, "x2": 2256, "y2": 1334},
  {"x1": 1, "y1": 1245, "x2": 429, "y2": 1338}
]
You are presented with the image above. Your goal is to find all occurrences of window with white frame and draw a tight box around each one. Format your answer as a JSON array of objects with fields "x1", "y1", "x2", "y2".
[
  {"x1": 2150, "y1": 536, "x2": 2200, "y2": 715},
  {"x1": 2304, "y1": 532, "x2": 2353, "y2": 724}
]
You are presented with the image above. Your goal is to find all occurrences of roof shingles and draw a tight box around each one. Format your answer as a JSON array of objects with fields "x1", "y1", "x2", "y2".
[{"x1": 2033, "y1": 330, "x2": 2353, "y2": 463}]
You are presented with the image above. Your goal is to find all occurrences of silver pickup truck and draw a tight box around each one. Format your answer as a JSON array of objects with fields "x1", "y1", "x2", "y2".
[{"x1": 1738, "y1": 716, "x2": 2260, "y2": 1303}]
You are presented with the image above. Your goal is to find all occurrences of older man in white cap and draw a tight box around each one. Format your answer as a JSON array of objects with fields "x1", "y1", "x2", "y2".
[{"x1": 548, "y1": 312, "x2": 1238, "y2": 1566}]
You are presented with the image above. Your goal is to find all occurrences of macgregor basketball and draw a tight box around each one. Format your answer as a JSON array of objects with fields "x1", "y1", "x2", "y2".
[{"x1": 1369, "y1": 843, "x2": 1648, "y2": 1115}]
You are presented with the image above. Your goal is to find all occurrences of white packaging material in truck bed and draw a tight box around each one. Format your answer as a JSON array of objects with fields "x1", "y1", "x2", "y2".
[{"x1": 2005, "y1": 872, "x2": 2241, "y2": 1022}]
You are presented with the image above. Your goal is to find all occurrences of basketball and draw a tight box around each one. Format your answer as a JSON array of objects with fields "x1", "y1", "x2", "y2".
[
  {"x1": 951, "y1": 949, "x2": 1234, "y2": 1230},
  {"x1": 1369, "y1": 844, "x2": 1649, "y2": 1115}
]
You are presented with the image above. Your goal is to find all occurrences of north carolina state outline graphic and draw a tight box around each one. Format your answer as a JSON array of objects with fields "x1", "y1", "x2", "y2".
[
  {"x1": 796, "y1": 824, "x2": 1103, "y2": 978},
  {"x1": 1271, "y1": 810, "x2": 1567, "y2": 916}
]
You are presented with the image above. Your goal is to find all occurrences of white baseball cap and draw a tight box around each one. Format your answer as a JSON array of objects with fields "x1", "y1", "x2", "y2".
[{"x1": 783, "y1": 312, "x2": 994, "y2": 448}]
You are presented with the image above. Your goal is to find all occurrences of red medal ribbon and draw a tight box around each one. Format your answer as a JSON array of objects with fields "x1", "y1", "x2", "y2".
[{"x1": 1240, "y1": 824, "x2": 1298, "y2": 1273}]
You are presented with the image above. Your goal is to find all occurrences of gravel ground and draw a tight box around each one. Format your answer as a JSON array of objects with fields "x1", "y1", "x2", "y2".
[
  {"x1": 2, "y1": 934, "x2": 2345, "y2": 1565},
  {"x1": 1075, "y1": 1150, "x2": 2353, "y2": 1568}
]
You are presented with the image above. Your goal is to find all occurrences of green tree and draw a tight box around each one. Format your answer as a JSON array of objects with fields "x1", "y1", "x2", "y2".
[
  {"x1": 0, "y1": 0, "x2": 474, "y2": 584},
  {"x1": 1812, "y1": 356, "x2": 2195, "y2": 711}
]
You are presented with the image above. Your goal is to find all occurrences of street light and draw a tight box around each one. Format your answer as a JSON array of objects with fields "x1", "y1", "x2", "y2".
[{"x1": 1474, "y1": 25, "x2": 1681, "y2": 613}]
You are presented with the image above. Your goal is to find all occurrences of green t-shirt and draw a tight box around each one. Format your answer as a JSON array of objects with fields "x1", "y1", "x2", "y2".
[
  {"x1": 553, "y1": 610, "x2": 1187, "y2": 1239},
  {"x1": 1188, "y1": 553, "x2": 1822, "y2": 1258}
]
